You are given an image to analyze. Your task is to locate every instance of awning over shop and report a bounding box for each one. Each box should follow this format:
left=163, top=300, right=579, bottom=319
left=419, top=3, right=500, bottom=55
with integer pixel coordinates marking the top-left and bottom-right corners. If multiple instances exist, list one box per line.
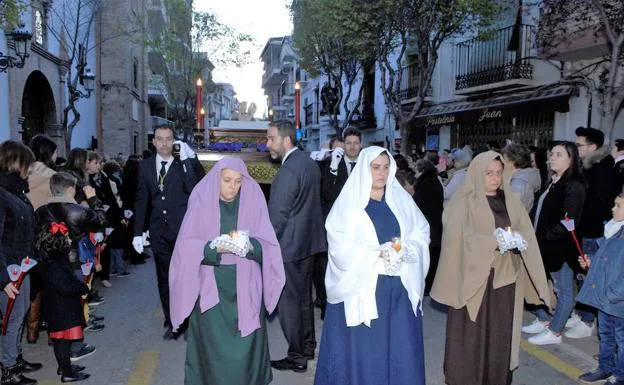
left=411, top=85, right=578, bottom=127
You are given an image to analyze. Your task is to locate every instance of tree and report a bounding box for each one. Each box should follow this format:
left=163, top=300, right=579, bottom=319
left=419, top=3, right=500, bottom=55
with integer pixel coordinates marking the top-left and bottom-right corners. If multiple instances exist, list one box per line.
left=0, top=0, right=25, bottom=27
left=536, top=0, right=624, bottom=142
left=290, top=0, right=376, bottom=138
left=369, top=0, right=499, bottom=155
left=144, top=0, right=254, bottom=142
left=45, top=0, right=106, bottom=152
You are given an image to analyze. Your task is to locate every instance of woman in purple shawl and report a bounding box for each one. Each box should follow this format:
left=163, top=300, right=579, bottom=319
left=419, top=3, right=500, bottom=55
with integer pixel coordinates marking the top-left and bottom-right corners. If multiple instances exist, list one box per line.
left=169, top=157, right=285, bottom=385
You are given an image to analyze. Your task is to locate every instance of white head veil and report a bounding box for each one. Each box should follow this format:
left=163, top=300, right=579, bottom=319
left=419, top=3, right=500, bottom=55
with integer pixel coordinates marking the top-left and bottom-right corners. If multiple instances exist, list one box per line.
left=325, top=146, right=430, bottom=327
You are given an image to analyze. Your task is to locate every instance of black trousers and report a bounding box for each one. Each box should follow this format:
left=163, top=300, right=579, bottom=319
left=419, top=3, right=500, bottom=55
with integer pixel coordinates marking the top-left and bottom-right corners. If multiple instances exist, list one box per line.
left=312, top=251, right=328, bottom=311
left=150, top=229, right=177, bottom=325
left=277, top=255, right=316, bottom=365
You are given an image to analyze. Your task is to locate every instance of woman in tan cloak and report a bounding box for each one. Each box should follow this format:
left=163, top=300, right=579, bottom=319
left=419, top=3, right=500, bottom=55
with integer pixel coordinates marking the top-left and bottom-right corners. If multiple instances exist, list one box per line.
left=431, top=151, right=551, bottom=385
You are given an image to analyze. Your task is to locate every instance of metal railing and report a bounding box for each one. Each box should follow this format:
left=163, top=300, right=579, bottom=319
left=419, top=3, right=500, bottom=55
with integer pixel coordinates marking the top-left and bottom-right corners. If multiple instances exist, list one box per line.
left=398, top=63, right=433, bottom=100
left=304, top=103, right=318, bottom=126
left=455, top=24, right=535, bottom=90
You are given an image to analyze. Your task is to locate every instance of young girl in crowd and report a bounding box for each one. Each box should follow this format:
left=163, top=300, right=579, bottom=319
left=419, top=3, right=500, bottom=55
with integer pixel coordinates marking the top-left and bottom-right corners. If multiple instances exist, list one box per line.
left=37, top=222, right=91, bottom=383
left=576, top=191, right=624, bottom=385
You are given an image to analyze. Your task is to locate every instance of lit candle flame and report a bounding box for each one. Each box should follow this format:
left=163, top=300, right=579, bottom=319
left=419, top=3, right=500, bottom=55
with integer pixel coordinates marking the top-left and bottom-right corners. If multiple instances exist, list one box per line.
left=391, top=237, right=401, bottom=252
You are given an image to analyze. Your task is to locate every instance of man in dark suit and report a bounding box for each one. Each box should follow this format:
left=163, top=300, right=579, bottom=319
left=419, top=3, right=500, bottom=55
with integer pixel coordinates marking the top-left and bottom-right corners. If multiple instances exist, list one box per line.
left=321, top=127, right=362, bottom=205
left=314, top=127, right=362, bottom=317
left=267, top=120, right=326, bottom=373
left=132, top=126, right=202, bottom=340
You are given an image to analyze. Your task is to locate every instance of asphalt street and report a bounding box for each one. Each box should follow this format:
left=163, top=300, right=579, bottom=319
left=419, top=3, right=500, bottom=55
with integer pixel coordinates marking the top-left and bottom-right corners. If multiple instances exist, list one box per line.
left=22, top=257, right=597, bottom=385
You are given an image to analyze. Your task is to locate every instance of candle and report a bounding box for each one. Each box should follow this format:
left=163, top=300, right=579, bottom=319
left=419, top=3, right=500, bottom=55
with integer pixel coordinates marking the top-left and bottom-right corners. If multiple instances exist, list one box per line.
left=24, top=257, right=30, bottom=265
left=506, top=227, right=512, bottom=234
left=391, top=237, right=401, bottom=252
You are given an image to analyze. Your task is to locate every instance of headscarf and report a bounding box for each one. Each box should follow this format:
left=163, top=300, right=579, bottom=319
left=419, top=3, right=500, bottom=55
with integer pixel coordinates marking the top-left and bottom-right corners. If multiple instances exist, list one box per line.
left=168, top=157, right=285, bottom=336
left=325, top=146, right=430, bottom=327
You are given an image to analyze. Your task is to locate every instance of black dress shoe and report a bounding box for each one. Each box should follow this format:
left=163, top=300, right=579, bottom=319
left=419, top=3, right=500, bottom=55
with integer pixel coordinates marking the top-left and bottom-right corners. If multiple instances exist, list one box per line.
left=17, top=354, right=43, bottom=373
left=57, top=365, right=86, bottom=375
left=61, top=372, right=90, bottom=382
left=270, top=358, right=307, bottom=373
left=163, top=327, right=179, bottom=340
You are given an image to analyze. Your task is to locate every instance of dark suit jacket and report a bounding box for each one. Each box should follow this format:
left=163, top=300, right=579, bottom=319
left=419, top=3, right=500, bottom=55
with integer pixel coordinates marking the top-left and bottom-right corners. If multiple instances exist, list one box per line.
left=413, top=171, right=444, bottom=248
left=269, top=149, right=327, bottom=261
left=321, top=158, right=350, bottom=217
left=133, top=157, right=201, bottom=237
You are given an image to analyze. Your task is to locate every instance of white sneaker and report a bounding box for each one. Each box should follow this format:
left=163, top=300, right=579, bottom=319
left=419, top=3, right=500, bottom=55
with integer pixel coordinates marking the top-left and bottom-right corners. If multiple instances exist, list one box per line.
left=564, top=321, right=594, bottom=339
left=522, top=318, right=549, bottom=334
left=101, top=280, right=112, bottom=288
left=528, top=329, right=562, bottom=345
left=565, top=312, right=581, bottom=329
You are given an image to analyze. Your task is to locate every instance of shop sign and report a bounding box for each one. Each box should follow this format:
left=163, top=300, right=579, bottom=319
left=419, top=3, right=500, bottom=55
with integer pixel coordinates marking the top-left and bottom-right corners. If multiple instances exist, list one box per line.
left=478, top=108, right=504, bottom=122
left=426, top=114, right=456, bottom=126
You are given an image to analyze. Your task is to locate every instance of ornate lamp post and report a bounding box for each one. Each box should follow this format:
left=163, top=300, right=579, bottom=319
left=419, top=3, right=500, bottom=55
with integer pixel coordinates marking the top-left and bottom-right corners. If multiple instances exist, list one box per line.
left=0, top=24, right=33, bottom=73
left=75, top=68, right=96, bottom=98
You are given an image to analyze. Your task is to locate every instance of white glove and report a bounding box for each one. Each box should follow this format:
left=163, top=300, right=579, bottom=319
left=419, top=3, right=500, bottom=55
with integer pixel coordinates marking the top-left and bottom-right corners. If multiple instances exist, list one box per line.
left=132, top=236, right=144, bottom=254
left=175, top=141, right=196, bottom=161
left=105, top=227, right=114, bottom=236
left=142, top=231, right=151, bottom=247
left=330, top=147, right=344, bottom=174
left=310, top=149, right=331, bottom=161
left=124, top=209, right=133, bottom=219
left=94, top=232, right=105, bottom=243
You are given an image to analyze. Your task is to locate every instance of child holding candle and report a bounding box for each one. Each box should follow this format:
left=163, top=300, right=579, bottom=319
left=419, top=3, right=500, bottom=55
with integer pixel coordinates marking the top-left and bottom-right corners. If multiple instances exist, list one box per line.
left=37, top=222, right=91, bottom=382
left=576, top=191, right=624, bottom=385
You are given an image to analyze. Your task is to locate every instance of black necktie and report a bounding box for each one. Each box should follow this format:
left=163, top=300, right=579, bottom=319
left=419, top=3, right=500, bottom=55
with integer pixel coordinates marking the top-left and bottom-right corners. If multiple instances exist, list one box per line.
left=159, top=161, right=167, bottom=179
left=350, top=162, right=356, bottom=169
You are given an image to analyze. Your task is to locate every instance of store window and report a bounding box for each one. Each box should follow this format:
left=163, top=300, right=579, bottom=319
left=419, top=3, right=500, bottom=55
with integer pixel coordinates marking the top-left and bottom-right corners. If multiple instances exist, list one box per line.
left=452, top=112, right=554, bottom=149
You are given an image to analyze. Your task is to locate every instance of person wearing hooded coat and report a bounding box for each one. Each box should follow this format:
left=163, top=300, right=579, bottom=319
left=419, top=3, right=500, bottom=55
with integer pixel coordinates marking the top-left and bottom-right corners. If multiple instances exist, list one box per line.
left=314, top=146, right=430, bottom=385
left=431, top=151, right=551, bottom=385
left=168, top=157, right=286, bottom=385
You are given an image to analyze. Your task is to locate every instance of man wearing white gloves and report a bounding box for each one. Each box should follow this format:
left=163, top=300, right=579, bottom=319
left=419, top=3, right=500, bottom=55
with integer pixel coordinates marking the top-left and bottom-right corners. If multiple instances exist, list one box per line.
left=316, top=127, right=362, bottom=318
left=132, top=126, right=202, bottom=340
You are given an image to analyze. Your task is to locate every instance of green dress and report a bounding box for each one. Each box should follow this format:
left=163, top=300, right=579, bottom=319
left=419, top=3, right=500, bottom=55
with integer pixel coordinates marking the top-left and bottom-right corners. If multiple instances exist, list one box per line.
left=184, top=195, right=271, bottom=385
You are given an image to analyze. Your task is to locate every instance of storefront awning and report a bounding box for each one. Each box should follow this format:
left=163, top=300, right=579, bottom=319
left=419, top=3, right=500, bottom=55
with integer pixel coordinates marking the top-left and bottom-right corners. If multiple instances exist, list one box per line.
left=411, top=85, right=578, bottom=127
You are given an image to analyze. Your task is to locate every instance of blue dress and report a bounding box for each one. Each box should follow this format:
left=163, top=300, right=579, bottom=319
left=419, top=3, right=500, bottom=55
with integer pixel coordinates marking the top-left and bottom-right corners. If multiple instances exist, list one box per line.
left=314, top=197, right=426, bottom=385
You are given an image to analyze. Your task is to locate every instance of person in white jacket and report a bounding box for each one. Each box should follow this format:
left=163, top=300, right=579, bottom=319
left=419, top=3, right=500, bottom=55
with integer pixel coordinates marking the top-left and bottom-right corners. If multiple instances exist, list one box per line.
left=314, top=146, right=430, bottom=385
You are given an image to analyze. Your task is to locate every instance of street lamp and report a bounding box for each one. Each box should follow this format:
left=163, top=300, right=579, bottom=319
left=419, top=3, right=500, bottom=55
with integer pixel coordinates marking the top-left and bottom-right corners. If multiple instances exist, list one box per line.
left=74, top=67, right=96, bottom=99
left=0, top=24, right=33, bottom=73
left=81, top=68, right=95, bottom=93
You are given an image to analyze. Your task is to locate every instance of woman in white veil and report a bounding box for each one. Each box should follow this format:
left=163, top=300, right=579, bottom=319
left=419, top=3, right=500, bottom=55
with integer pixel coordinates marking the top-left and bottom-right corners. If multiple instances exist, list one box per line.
left=314, top=146, right=430, bottom=385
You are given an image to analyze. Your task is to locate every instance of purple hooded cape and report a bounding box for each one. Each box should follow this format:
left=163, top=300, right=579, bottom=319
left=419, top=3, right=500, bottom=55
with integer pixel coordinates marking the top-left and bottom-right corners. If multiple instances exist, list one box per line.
left=168, top=157, right=285, bottom=336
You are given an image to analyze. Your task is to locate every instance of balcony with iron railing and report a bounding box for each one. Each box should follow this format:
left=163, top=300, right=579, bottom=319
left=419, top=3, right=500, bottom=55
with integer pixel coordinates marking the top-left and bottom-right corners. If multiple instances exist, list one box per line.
left=304, top=103, right=319, bottom=128
left=455, top=24, right=535, bottom=94
left=398, top=63, right=433, bottom=101
left=280, top=81, right=295, bottom=105
left=348, top=100, right=376, bottom=129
